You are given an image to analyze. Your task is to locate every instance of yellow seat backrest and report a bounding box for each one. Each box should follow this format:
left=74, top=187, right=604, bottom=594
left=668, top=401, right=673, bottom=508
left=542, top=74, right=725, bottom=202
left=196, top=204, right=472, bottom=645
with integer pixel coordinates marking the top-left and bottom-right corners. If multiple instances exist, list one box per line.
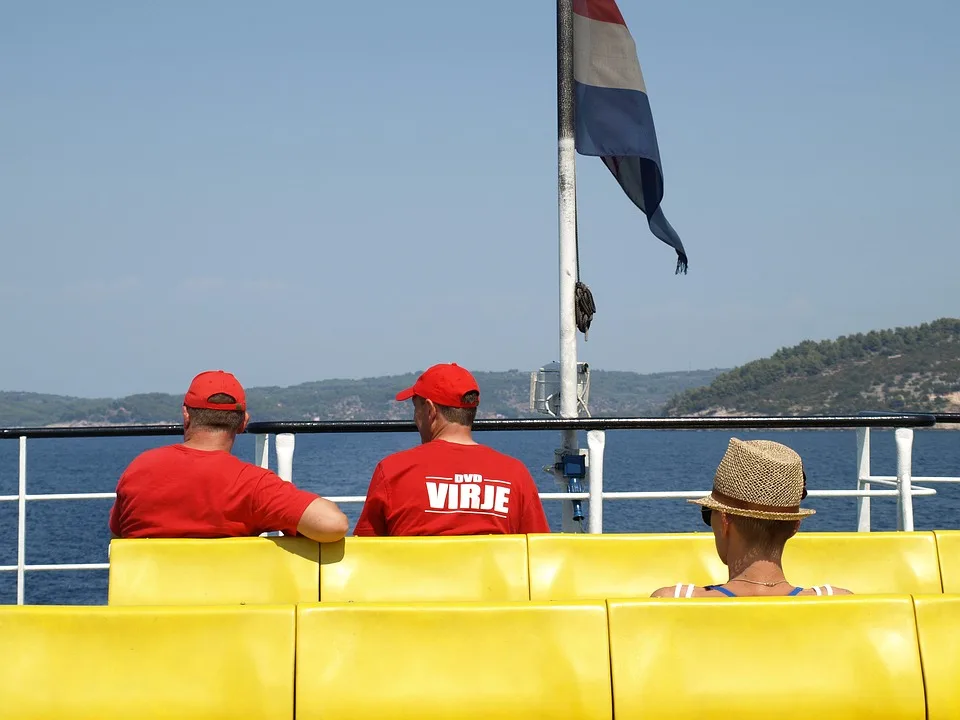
left=296, top=601, right=611, bottom=720
left=783, top=531, right=942, bottom=594
left=319, top=535, right=529, bottom=601
left=0, top=604, right=295, bottom=720
left=108, top=536, right=319, bottom=605
left=933, top=531, right=960, bottom=592
left=527, top=533, right=724, bottom=600
left=913, top=594, right=960, bottom=720
left=608, top=596, right=925, bottom=720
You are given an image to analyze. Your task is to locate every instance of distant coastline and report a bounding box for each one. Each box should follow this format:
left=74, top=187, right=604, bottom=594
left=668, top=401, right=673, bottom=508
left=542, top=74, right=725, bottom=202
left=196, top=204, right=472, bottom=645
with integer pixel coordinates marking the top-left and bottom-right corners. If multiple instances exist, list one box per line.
left=3, top=318, right=957, bottom=429
left=0, top=369, right=725, bottom=428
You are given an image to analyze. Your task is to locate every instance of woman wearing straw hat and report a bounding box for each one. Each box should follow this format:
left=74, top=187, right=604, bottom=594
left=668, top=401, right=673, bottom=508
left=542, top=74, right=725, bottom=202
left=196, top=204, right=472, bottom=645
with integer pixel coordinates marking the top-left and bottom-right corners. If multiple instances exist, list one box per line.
left=651, top=438, right=852, bottom=598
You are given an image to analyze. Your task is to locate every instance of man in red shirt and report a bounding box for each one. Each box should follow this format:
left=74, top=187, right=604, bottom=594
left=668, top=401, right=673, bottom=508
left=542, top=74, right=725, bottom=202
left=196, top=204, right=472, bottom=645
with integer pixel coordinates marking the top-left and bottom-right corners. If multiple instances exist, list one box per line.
left=109, top=370, right=348, bottom=542
left=354, top=363, right=550, bottom=536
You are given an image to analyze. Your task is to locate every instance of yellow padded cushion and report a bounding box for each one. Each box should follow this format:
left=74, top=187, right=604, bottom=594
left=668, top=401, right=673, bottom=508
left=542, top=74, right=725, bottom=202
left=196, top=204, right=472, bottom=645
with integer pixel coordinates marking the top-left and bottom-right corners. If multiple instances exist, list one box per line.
left=783, top=531, right=942, bottom=594
left=607, top=596, right=925, bottom=720
left=527, top=533, right=725, bottom=600
left=296, top=601, right=612, bottom=720
left=108, top=536, right=319, bottom=605
left=934, top=531, right=960, bottom=592
left=0, top=604, right=295, bottom=720
left=319, top=536, right=529, bottom=601
left=913, top=594, right=960, bottom=720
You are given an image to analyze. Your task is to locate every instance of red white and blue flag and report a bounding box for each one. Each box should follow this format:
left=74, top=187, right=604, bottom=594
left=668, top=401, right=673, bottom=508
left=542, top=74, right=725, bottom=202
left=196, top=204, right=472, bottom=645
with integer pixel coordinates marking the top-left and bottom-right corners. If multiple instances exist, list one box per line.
left=573, top=0, right=687, bottom=273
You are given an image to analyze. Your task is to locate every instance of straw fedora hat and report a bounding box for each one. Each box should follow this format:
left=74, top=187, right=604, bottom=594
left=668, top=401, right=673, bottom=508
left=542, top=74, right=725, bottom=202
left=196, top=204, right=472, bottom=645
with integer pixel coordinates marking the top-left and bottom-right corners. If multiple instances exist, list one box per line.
left=689, top=438, right=815, bottom=521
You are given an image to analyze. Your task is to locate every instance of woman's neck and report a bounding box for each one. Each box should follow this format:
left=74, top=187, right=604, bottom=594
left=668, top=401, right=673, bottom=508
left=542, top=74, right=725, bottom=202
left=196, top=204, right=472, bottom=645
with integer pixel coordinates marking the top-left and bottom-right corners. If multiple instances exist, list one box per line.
left=727, top=556, right=787, bottom=584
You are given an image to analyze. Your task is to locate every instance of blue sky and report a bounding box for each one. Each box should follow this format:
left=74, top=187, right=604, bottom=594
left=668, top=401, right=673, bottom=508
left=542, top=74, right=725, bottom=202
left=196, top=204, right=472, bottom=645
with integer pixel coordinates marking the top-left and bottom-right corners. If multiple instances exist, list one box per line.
left=2, top=0, right=957, bottom=397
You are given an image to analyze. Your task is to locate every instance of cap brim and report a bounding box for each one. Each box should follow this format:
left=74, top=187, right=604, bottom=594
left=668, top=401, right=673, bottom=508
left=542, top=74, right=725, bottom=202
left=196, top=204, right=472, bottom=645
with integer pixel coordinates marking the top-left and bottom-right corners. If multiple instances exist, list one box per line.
left=395, top=387, right=416, bottom=402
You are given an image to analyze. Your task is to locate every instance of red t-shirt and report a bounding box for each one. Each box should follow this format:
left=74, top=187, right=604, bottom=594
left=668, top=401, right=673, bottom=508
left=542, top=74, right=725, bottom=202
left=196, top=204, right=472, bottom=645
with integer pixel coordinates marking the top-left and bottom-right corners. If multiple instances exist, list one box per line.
left=354, top=440, right=550, bottom=536
left=109, top=444, right=319, bottom=538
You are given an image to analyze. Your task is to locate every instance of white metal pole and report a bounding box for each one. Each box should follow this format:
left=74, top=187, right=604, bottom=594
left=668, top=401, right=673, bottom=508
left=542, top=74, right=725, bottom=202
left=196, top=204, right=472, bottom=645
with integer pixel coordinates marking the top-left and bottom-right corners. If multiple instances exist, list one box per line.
left=17, top=436, right=27, bottom=605
left=556, top=0, right=579, bottom=533
left=855, top=427, right=871, bottom=532
left=586, top=430, right=605, bottom=533
left=895, top=428, right=915, bottom=531
left=254, top=433, right=270, bottom=469
left=276, top=433, right=295, bottom=483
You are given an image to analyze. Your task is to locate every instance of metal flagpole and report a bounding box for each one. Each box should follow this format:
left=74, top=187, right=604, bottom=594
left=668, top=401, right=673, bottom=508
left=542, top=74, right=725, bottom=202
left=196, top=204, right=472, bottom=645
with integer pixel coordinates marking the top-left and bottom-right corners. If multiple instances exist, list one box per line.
left=556, top=0, right=580, bottom=533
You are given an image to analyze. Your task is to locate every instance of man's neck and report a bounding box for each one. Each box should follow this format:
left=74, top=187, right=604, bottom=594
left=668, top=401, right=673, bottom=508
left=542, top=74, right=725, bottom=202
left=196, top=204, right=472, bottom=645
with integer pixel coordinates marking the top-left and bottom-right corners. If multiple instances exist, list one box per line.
left=182, top=430, right=236, bottom=453
left=431, top=424, right=477, bottom=445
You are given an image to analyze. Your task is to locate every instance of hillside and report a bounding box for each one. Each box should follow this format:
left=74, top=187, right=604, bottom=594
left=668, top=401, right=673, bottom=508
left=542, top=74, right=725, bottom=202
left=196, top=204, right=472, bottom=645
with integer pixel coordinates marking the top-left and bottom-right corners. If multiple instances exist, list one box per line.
left=0, top=369, right=724, bottom=427
left=663, top=318, right=960, bottom=416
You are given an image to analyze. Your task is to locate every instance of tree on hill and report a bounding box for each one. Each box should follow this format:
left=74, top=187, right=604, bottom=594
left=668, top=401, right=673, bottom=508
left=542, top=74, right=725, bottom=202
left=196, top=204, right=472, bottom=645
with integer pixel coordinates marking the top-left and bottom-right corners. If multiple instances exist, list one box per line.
left=662, top=318, right=960, bottom=416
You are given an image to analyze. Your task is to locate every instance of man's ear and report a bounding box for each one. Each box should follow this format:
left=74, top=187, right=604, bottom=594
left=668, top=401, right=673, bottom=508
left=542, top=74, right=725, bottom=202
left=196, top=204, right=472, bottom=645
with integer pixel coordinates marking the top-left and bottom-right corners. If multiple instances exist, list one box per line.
left=424, top=398, right=438, bottom=421
left=240, top=411, right=250, bottom=433
left=182, top=405, right=190, bottom=428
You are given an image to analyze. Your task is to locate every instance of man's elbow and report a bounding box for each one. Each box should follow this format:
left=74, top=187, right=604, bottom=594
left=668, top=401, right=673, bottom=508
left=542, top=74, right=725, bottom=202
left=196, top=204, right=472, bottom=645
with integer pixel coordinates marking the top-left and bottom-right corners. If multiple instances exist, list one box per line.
left=297, top=498, right=349, bottom=543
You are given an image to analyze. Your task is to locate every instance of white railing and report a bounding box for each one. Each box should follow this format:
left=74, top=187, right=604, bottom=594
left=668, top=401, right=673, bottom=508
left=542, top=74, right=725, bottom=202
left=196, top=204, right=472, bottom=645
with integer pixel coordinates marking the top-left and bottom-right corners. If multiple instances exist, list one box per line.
left=2, top=415, right=957, bottom=605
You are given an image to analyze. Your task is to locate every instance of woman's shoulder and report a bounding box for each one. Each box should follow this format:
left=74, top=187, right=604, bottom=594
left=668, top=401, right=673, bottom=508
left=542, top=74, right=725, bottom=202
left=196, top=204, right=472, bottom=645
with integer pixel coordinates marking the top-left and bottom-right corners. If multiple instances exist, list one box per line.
left=650, top=583, right=729, bottom=598
left=651, top=582, right=854, bottom=598
left=796, top=584, right=854, bottom=596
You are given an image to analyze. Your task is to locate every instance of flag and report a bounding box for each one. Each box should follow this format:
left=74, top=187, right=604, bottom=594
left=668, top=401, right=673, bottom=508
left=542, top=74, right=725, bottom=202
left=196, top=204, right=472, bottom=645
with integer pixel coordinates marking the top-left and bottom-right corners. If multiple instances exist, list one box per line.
left=572, top=0, right=687, bottom=273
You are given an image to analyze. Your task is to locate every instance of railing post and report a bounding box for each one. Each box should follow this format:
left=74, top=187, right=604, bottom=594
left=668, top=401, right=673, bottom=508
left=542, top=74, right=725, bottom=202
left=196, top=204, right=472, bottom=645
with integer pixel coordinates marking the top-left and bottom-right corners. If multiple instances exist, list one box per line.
left=254, top=433, right=270, bottom=469
left=895, top=428, right=915, bottom=531
left=276, top=433, right=295, bottom=483
left=17, top=436, right=27, bottom=605
left=856, top=427, right=871, bottom=532
left=586, top=430, right=605, bottom=534
left=266, top=434, right=296, bottom=538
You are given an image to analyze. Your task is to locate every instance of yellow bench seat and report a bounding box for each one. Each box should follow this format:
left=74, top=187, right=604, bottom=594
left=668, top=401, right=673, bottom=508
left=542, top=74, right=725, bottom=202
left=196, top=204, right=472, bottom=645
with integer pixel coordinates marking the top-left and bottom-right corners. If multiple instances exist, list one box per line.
left=319, top=535, right=530, bottom=601
left=913, top=594, right=960, bottom=720
left=783, top=531, right=942, bottom=594
left=0, top=604, right=296, bottom=720
left=528, top=531, right=943, bottom=600
left=296, top=600, right=612, bottom=720
left=933, top=531, right=960, bottom=593
left=108, top=536, right=319, bottom=605
left=608, top=595, right=926, bottom=719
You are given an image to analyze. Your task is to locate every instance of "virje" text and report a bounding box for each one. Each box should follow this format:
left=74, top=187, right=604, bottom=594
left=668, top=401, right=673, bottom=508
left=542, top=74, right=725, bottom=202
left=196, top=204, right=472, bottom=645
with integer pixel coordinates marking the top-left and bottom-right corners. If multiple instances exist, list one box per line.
left=425, top=474, right=510, bottom=516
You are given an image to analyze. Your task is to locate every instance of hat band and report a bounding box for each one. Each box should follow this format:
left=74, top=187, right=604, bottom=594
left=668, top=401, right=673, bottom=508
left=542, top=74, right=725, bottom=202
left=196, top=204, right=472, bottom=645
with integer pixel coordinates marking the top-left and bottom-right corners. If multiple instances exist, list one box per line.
left=711, top=489, right=801, bottom=515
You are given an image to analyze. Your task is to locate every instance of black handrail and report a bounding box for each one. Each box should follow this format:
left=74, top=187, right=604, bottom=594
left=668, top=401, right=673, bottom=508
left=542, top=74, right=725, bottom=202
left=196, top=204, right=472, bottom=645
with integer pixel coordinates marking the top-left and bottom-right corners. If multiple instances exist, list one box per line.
left=0, top=413, right=940, bottom=439
left=858, top=410, right=960, bottom=424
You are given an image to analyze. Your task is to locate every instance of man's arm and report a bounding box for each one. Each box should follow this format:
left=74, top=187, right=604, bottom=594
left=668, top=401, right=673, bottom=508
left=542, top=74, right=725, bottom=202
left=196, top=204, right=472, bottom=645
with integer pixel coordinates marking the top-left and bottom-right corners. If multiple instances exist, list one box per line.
left=354, top=464, right=389, bottom=536
left=249, top=468, right=348, bottom=542
left=296, top=497, right=349, bottom=543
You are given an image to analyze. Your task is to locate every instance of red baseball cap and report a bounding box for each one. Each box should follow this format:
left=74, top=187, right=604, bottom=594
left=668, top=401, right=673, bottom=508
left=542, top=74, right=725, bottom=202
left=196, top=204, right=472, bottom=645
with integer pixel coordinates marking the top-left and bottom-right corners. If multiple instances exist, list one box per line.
left=183, top=370, right=246, bottom=412
left=395, top=363, right=480, bottom=408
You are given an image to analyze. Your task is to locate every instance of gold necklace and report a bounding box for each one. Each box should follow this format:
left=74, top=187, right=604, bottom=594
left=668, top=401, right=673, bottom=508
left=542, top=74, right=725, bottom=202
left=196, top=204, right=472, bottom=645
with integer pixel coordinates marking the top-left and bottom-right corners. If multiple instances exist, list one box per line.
left=729, top=576, right=789, bottom=587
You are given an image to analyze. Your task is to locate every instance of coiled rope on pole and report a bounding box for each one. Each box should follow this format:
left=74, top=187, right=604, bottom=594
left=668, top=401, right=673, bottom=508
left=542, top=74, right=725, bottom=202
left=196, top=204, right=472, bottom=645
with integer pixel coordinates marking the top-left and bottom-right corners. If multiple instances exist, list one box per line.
left=574, top=220, right=596, bottom=339
left=575, top=281, right=595, bottom=339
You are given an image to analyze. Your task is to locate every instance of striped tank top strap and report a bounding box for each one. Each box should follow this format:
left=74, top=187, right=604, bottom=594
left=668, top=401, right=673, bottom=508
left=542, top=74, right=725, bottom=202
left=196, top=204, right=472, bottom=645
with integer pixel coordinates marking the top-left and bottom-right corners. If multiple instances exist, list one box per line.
left=704, top=585, right=737, bottom=597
